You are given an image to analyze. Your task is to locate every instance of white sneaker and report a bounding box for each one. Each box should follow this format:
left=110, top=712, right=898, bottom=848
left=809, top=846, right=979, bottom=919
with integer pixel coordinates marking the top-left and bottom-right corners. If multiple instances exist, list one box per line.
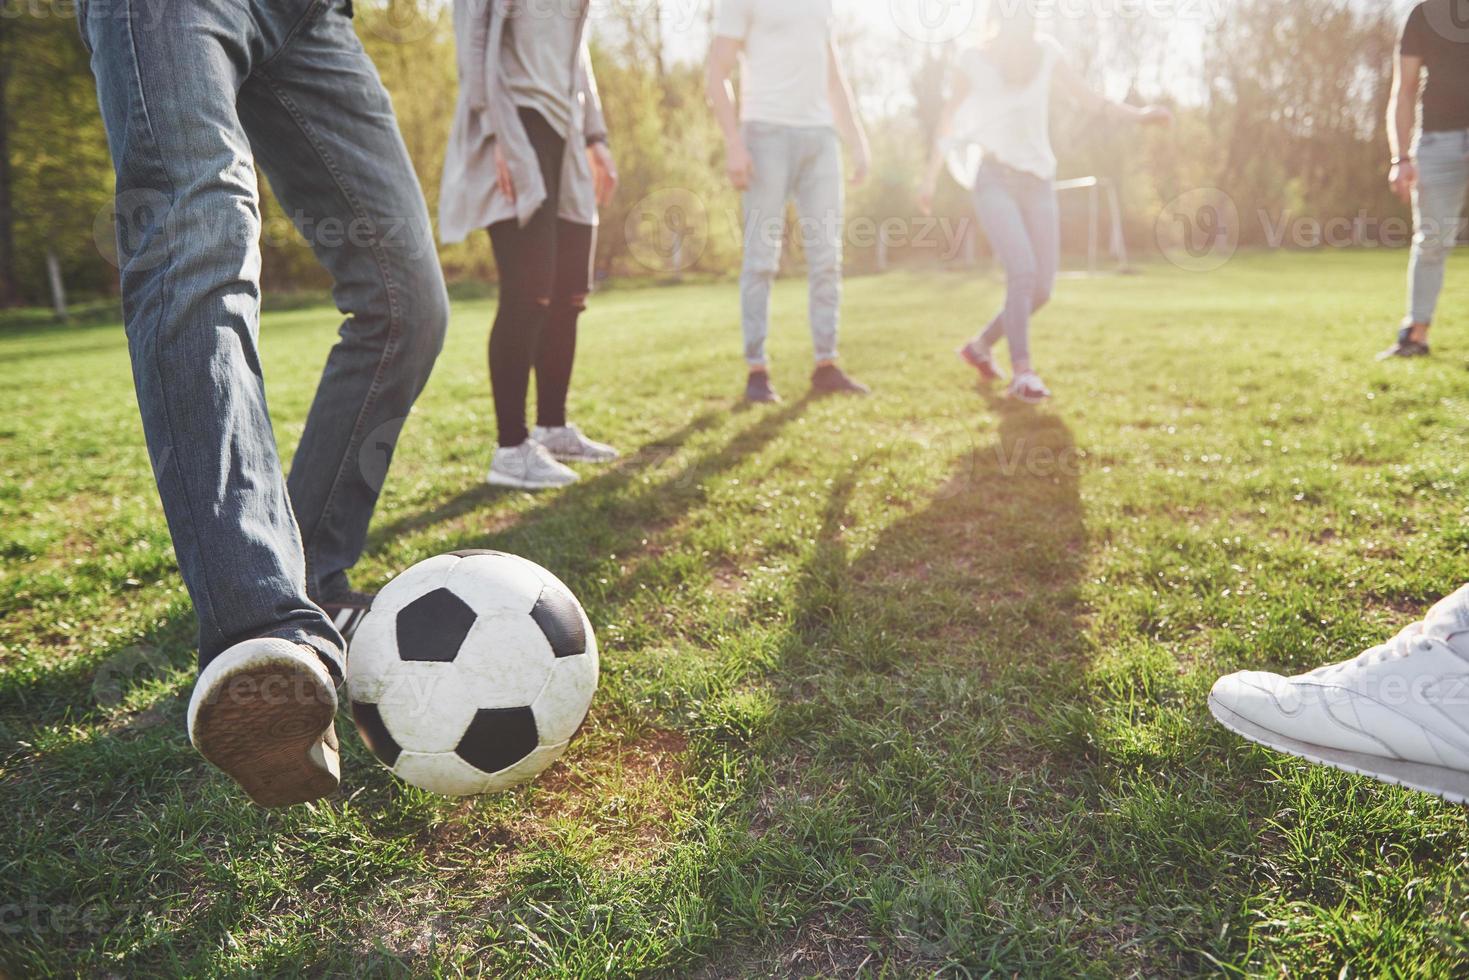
left=531, top=423, right=619, bottom=463
left=187, top=638, right=340, bottom=808
left=1209, top=585, right=1469, bottom=803
left=1008, top=371, right=1051, bottom=403
left=487, top=440, right=579, bottom=489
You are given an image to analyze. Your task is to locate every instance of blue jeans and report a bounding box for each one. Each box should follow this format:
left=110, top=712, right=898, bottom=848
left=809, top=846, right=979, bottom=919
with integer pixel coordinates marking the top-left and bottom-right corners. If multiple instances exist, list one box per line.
left=740, top=122, right=843, bottom=367
left=1408, top=129, right=1469, bottom=326
left=80, top=0, right=448, bottom=676
left=970, top=161, right=1059, bottom=368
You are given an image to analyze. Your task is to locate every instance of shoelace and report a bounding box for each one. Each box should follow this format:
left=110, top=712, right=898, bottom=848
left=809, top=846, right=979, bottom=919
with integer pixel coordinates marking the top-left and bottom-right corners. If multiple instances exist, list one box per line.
left=530, top=443, right=563, bottom=468
left=1323, top=621, right=1433, bottom=674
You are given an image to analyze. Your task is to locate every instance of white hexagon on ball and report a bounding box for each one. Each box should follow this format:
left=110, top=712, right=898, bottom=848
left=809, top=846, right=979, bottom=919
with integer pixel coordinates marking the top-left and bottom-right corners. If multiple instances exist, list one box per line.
left=346, top=550, right=599, bottom=796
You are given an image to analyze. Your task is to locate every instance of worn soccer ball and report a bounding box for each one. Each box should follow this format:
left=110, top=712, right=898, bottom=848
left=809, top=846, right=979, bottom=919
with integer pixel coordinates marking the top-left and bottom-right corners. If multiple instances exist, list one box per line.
left=346, top=550, right=597, bottom=795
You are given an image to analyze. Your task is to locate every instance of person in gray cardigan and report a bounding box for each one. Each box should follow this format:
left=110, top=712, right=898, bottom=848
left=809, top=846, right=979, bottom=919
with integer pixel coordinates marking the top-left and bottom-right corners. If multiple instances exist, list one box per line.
left=442, top=0, right=620, bottom=489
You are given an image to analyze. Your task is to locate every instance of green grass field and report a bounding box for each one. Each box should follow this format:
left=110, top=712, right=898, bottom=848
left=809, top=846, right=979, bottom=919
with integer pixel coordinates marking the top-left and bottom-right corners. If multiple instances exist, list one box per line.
left=3, top=250, right=1469, bottom=976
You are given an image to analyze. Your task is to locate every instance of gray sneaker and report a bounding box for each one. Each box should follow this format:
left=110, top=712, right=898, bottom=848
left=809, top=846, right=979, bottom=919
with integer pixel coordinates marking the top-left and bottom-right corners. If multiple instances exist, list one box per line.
left=488, top=440, right=579, bottom=490
left=532, top=424, right=619, bottom=463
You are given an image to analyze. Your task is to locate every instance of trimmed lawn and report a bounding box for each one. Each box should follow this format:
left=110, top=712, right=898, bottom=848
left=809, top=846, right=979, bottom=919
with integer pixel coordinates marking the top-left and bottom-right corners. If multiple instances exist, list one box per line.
left=2, top=250, right=1468, bottom=975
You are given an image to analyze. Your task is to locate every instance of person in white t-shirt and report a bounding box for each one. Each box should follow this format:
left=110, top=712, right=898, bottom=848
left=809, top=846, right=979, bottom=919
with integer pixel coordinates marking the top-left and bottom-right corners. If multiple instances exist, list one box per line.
left=919, top=4, right=1170, bottom=403
left=706, top=0, right=872, bottom=403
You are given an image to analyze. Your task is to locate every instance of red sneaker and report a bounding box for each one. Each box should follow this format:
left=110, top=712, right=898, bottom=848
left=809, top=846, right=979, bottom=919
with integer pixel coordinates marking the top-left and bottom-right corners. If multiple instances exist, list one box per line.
left=957, top=342, right=1005, bottom=383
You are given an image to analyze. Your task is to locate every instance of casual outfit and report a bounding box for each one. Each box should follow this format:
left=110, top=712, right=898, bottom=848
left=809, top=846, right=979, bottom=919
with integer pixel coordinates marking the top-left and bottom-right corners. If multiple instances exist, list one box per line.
left=715, top=0, right=846, bottom=371
left=79, top=0, right=448, bottom=681
left=1399, top=2, right=1469, bottom=332
left=486, top=106, right=593, bottom=450
left=442, top=0, right=612, bottom=481
left=1211, top=584, right=1469, bottom=804
left=79, top=0, right=447, bottom=804
left=946, top=37, right=1064, bottom=389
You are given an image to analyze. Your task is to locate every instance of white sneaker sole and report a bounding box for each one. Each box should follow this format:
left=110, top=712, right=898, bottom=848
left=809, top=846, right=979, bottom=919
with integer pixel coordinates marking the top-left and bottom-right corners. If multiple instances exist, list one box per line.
left=543, top=449, right=618, bottom=464
left=486, top=469, right=579, bottom=490
left=1208, top=694, right=1469, bottom=804
left=187, top=638, right=340, bottom=808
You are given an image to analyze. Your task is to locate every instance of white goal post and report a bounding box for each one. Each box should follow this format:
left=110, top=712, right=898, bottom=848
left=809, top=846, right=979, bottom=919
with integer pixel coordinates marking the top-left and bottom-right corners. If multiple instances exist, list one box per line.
left=1054, top=175, right=1130, bottom=276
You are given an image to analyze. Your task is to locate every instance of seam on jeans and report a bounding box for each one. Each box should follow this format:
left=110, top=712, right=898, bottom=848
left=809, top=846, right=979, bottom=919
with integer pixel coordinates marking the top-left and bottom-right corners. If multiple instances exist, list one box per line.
left=124, top=0, right=227, bottom=651
left=255, top=70, right=404, bottom=594
left=75, top=0, right=94, bottom=54
left=256, top=0, right=332, bottom=71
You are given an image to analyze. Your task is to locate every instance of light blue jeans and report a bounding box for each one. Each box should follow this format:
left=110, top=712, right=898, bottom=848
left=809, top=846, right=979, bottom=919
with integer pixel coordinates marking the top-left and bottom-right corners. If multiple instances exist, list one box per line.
left=1408, top=129, right=1469, bottom=325
left=80, top=0, right=448, bottom=676
left=740, top=122, right=843, bottom=367
left=970, top=161, right=1059, bottom=368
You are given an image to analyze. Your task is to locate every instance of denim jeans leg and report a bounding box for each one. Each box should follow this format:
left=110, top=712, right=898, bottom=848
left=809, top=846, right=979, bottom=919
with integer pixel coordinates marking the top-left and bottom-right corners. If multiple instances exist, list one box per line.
left=793, top=128, right=843, bottom=364
left=239, top=0, right=449, bottom=602
left=972, top=174, right=1039, bottom=367
left=82, top=0, right=344, bottom=676
left=740, top=124, right=794, bottom=368
left=1407, top=130, right=1469, bottom=326
left=1019, top=176, right=1060, bottom=323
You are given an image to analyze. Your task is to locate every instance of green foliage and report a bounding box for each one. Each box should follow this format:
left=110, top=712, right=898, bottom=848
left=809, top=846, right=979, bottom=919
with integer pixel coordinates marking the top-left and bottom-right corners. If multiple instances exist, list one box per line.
left=0, top=5, right=114, bottom=303
left=0, top=0, right=1423, bottom=306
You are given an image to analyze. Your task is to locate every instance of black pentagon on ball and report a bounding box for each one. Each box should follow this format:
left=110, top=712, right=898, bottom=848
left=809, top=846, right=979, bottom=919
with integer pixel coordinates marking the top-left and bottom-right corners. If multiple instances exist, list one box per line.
left=455, top=705, right=539, bottom=773
left=530, top=586, right=587, bottom=658
left=396, top=587, right=478, bottom=662
left=351, top=701, right=402, bottom=767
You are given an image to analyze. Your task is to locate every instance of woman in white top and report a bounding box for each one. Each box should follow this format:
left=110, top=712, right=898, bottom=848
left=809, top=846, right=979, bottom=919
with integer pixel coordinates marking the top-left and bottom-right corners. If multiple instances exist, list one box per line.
left=919, top=4, right=1170, bottom=403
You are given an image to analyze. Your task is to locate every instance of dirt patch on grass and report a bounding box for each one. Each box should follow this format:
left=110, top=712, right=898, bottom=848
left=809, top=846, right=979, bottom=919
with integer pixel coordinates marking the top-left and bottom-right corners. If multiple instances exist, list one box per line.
left=415, top=726, right=694, bottom=876
left=529, top=727, right=693, bottom=870
left=689, top=913, right=880, bottom=979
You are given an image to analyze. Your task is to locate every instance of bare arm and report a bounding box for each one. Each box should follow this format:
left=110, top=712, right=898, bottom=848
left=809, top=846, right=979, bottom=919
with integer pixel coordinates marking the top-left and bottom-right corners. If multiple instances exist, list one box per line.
left=1052, top=55, right=1172, bottom=126
left=918, top=72, right=970, bottom=213
left=1388, top=52, right=1422, bottom=203
left=579, top=46, right=618, bottom=207
left=705, top=36, right=753, bottom=190
left=827, top=38, right=870, bottom=185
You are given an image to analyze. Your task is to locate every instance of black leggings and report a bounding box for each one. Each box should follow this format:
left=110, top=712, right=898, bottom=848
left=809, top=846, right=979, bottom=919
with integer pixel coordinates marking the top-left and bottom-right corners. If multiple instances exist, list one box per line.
left=487, top=108, right=595, bottom=447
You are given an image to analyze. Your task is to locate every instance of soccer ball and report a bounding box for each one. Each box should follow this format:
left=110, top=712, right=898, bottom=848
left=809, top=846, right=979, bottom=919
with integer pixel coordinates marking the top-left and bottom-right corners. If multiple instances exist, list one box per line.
left=346, top=550, right=598, bottom=796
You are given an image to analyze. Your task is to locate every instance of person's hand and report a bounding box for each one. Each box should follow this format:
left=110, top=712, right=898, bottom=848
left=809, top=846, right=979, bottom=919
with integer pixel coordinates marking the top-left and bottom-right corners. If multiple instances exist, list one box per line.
left=726, top=140, right=755, bottom=191
left=1390, top=158, right=1418, bottom=204
left=917, top=175, right=936, bottom=217
left=588, top=141, right=619, bottom=207
left=850, top=144, right=870, bottom=187
left=1139, top=105, right=1173, bottom=127
left=494, top=140, right=516, bottom=203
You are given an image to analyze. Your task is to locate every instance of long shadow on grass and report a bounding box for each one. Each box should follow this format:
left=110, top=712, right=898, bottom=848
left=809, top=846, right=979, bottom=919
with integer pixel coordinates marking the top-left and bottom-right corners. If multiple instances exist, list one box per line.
left=0, top=399, right=815, bottom=974
left=364, top=409, right=723, bottom=552
left=396, top=397, right=815, bottom=584
left=705, top=396, right=1101, bottom=974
